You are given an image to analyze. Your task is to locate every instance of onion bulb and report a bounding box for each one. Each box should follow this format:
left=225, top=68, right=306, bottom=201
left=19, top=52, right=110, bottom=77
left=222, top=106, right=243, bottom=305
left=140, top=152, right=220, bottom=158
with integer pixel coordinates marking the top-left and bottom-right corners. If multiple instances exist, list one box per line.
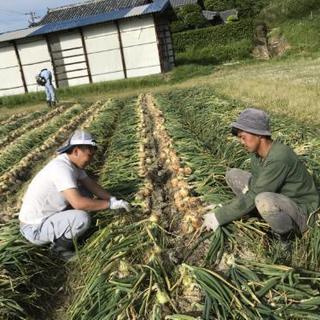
left=156, top=290, right=169, bottom=305
left=179, top=188, right=189, bottom=198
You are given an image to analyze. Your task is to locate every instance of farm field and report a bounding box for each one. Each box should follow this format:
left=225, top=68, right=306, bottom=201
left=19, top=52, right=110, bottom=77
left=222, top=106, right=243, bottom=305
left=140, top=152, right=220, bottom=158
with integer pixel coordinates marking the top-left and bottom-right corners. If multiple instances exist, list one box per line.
left=0, top=85, right=319, bottom=319
left=208, top=57, right=320, bottom=126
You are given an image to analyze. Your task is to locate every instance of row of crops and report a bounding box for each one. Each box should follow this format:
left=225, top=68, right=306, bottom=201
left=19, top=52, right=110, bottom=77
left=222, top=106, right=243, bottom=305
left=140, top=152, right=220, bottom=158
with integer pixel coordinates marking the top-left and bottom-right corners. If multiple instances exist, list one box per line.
left=0, top=87, right=319, bottom=319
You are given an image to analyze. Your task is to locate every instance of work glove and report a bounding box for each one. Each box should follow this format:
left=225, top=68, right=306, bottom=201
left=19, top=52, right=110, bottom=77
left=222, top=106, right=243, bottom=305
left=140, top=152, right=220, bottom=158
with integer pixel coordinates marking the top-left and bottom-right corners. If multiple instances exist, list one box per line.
left=109, top=196, right=131, bottom=212
left=202, top=212, right=220, bottom=232
left=202, top=203, right=222, bottom=232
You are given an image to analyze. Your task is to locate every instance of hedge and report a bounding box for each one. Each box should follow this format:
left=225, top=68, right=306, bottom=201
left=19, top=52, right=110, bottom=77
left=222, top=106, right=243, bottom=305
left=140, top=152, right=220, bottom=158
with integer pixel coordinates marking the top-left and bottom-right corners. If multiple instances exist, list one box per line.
left=173, top=18, right=254, bottom=52
left=175, top=39, right=253, bottom=65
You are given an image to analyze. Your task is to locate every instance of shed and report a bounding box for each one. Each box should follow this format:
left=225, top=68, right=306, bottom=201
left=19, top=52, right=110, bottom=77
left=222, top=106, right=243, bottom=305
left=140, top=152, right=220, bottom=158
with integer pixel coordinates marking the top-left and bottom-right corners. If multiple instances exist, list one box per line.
left=0, top=0, right=175, bottom=97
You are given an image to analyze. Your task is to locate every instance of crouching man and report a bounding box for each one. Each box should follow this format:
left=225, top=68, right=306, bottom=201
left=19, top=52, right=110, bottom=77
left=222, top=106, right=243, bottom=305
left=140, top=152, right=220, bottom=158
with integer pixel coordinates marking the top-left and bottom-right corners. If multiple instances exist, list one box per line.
left=203, top=108, right=319, bottom=245
left=19, top=129, right=130, bottom=260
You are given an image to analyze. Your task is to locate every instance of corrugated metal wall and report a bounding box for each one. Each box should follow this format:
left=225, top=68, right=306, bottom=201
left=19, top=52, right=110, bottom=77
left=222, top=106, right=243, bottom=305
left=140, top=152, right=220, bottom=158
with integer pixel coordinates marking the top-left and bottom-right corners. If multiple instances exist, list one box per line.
left=0, top=43, right=25, bottom=97
left=17, top=37, right=55, bottom=92
left=83, top=23, right=125, bottom=82
left=0, top=38, right=54, bottom=97
left=48, top=30, right=90, bottom=87
left=0, top=14, right=174, bottom=97
left=119, top=16, right=161, bottom=77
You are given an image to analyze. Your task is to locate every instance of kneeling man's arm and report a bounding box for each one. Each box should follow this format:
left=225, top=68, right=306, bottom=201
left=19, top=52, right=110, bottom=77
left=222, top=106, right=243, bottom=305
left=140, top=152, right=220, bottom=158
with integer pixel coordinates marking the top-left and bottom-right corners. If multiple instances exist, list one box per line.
left=215, top=160, right=288, bottom=225
left=63, top=188, right=109, bottom=211
left=80, top=177, right=110, bottom=200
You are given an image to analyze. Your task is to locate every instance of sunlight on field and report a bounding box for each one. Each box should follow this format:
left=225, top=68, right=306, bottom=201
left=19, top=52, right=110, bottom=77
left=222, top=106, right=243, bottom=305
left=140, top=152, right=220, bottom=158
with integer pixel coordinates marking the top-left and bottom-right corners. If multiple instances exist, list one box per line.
left=209, top=57, right=320, bottom=125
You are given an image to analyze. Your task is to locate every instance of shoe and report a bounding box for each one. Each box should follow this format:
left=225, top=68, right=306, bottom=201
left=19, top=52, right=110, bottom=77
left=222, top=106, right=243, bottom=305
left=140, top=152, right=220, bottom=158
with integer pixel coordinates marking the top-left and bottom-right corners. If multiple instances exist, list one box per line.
left=47, top=101, right=52, bottom=107
left=50, top=244, right=76, bottom=262
left=60, top=250, right=76, bottom=262
left=50, top=235, right=76, bottom=262
left=271, top=231, right=294, bottom=264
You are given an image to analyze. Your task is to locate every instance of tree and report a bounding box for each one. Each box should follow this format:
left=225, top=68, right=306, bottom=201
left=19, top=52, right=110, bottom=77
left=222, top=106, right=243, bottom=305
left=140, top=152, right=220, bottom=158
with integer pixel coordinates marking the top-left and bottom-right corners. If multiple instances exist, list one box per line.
left=173, top=4, right=209, bottom=31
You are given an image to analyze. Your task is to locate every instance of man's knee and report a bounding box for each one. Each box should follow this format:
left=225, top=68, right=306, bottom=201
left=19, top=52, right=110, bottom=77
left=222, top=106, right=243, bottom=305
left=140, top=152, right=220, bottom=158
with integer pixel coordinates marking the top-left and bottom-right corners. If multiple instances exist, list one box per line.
left=71, top=210, right=91, bottom=237
left=225, top=168, right=238, bottom=185
left=255, top=192, right=277, bottom=216
left=226, top=168, right=251, bottom=196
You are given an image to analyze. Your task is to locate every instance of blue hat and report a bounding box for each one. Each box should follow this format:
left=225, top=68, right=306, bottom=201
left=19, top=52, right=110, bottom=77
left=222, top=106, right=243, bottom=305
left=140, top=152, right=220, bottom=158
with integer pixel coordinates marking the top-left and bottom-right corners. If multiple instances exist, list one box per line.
left=231, top=108, right=271, bottom=136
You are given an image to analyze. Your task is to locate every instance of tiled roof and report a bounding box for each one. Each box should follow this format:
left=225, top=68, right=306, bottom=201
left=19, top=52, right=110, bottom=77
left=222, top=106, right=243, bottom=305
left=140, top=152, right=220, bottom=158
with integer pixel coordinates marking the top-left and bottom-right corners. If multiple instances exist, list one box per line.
left=0, top=0, right=170, bottom=43
left=35, top=0, right=151, bottom=26
left=219, top=9, right=238, bottom=22
left=169, top=0, right=198, bottom=8
left=202, top=10, right=219, bottom=20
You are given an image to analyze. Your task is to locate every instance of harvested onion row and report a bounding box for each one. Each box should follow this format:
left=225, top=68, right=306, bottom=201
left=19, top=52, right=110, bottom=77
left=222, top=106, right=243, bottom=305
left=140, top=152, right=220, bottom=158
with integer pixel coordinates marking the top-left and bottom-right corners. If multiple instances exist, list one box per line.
left=0, top=104, right=70, bottom=150
left=0, top=111, right=28, bottom=126
left=80, top=101, right=107, bottom=130
left=138, top=93, right=206, bottom=235
left=0, top=219, right=65, bottom=320
left=134, top=94, right=154, bottom=216
left=0, top=110, right=47, bottom=141
left=0, top=101, right=103, bottom=221
left=134, top=94, right=204, bottom=316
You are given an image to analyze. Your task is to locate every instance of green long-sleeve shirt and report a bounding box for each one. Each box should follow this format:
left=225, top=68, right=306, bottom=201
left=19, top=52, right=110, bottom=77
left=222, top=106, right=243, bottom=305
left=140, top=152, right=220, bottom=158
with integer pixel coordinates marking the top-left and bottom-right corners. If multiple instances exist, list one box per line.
left=215, top=141, right=320, bottom=225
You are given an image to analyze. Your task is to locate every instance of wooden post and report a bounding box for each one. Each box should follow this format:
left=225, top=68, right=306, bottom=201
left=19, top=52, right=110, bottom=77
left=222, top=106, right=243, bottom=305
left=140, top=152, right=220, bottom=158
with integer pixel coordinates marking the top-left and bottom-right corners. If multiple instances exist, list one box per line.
left=153, top=14, right=164, bottom=73
left=45, top=35, right=59, bottom=88
left=115, top=21, right=127, bottom=79
left=79, top=28, right=93, bottom=83
left=13, top=41, right=28, bottom=93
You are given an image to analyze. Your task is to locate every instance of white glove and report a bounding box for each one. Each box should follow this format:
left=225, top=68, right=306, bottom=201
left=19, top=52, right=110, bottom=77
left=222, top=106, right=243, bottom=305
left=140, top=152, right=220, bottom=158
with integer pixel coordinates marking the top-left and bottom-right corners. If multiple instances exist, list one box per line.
left=202, top=212, right=220, bottom=231
left=109, top=196, right=131, bottom=212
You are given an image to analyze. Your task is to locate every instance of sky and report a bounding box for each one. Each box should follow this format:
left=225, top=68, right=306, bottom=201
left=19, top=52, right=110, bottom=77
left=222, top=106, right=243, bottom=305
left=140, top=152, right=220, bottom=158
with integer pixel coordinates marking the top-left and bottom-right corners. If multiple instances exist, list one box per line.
left=0, top=0, right=86, bottom=33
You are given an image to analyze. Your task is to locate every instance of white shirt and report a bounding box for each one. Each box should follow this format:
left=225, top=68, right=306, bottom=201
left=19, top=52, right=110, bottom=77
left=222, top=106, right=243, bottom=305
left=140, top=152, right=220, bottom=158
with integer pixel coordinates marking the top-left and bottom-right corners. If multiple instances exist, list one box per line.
left=19, top=153, right=87, bottom=225
left=39, top=69, right=51, bottom=81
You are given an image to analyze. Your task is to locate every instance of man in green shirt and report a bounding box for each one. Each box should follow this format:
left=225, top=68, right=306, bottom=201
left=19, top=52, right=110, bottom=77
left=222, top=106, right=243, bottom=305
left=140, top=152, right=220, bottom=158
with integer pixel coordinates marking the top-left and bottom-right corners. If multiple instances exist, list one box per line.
left=203, top=108, right=319, bottom=240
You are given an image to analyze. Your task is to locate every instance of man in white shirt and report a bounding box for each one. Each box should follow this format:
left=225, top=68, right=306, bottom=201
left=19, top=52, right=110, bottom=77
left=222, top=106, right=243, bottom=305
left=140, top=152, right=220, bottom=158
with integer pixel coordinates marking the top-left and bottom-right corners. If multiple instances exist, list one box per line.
left=19, top=129, right=130, bottom=259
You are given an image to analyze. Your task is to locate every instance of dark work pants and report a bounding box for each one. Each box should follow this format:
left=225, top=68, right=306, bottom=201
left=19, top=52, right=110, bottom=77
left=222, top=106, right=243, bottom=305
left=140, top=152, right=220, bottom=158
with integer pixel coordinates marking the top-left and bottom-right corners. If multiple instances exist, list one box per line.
left=225, top=168, right=307, bottom=235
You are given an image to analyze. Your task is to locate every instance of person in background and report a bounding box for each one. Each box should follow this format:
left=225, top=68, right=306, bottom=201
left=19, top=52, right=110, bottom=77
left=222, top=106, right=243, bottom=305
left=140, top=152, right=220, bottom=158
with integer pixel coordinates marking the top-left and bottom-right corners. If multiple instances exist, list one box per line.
left=36, top=68, right=56, bottom=107
left=19, top=129, right=130, bottom=260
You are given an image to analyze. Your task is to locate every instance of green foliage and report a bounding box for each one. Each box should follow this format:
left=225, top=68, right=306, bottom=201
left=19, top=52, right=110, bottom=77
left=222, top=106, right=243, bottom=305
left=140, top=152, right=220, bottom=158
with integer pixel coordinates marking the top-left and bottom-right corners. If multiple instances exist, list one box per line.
left=173, top=19, right=254, bottom=53
left=169, top=64, right=213, bottom=82
left=172, top=4, right=209, bottom=33
left=0, top=75, right=163, bottom=109
left=0, top=220, right=66, bottom=319
left=204, top=0, right=234, bottom=12
left=234, top=0, right=270, bottom=18
left=259, top=0, right=320, bottom=24
left=226, top=14, right=238, bottom=23
left=204, top=0, right=269, bottom=18
left=172, top=18, right=253, bottom=65
left=280, top=12, right=320, bottom=56
left=176, top=39, right=252, bottom=65
left=0, top=104, right=83, bottom=175
left=170, top=19, right=187, bottom=33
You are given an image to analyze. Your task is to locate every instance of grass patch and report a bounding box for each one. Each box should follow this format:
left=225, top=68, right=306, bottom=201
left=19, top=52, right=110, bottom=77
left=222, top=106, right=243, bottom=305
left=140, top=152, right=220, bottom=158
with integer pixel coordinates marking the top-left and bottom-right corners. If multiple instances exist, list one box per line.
left=0, top=66, right=215, bottom=110
left=279, top=11, right=320, bottom=57
left=208, top=57, right=320, bottom=126
left=258, top=0, right=320, bottom=24
left=168, top=64, right=214, bottom=82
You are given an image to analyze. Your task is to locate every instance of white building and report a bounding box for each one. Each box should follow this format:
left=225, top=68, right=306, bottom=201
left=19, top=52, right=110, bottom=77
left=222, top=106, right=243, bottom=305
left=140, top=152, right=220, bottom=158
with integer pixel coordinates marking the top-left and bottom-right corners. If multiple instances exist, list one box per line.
left=0, top=0, right=175, bottom=97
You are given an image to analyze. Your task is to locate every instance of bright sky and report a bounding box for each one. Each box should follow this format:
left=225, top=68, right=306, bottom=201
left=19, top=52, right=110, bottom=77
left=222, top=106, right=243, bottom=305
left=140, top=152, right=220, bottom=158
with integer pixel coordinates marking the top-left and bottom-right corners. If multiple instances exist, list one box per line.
left=0, top=0, right=85, bottom=33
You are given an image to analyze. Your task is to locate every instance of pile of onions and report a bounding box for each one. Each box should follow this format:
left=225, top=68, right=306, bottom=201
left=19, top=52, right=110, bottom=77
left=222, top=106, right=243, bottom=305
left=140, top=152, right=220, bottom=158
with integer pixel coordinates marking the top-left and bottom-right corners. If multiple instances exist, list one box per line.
left=143, top=94, right=205, bottom=234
